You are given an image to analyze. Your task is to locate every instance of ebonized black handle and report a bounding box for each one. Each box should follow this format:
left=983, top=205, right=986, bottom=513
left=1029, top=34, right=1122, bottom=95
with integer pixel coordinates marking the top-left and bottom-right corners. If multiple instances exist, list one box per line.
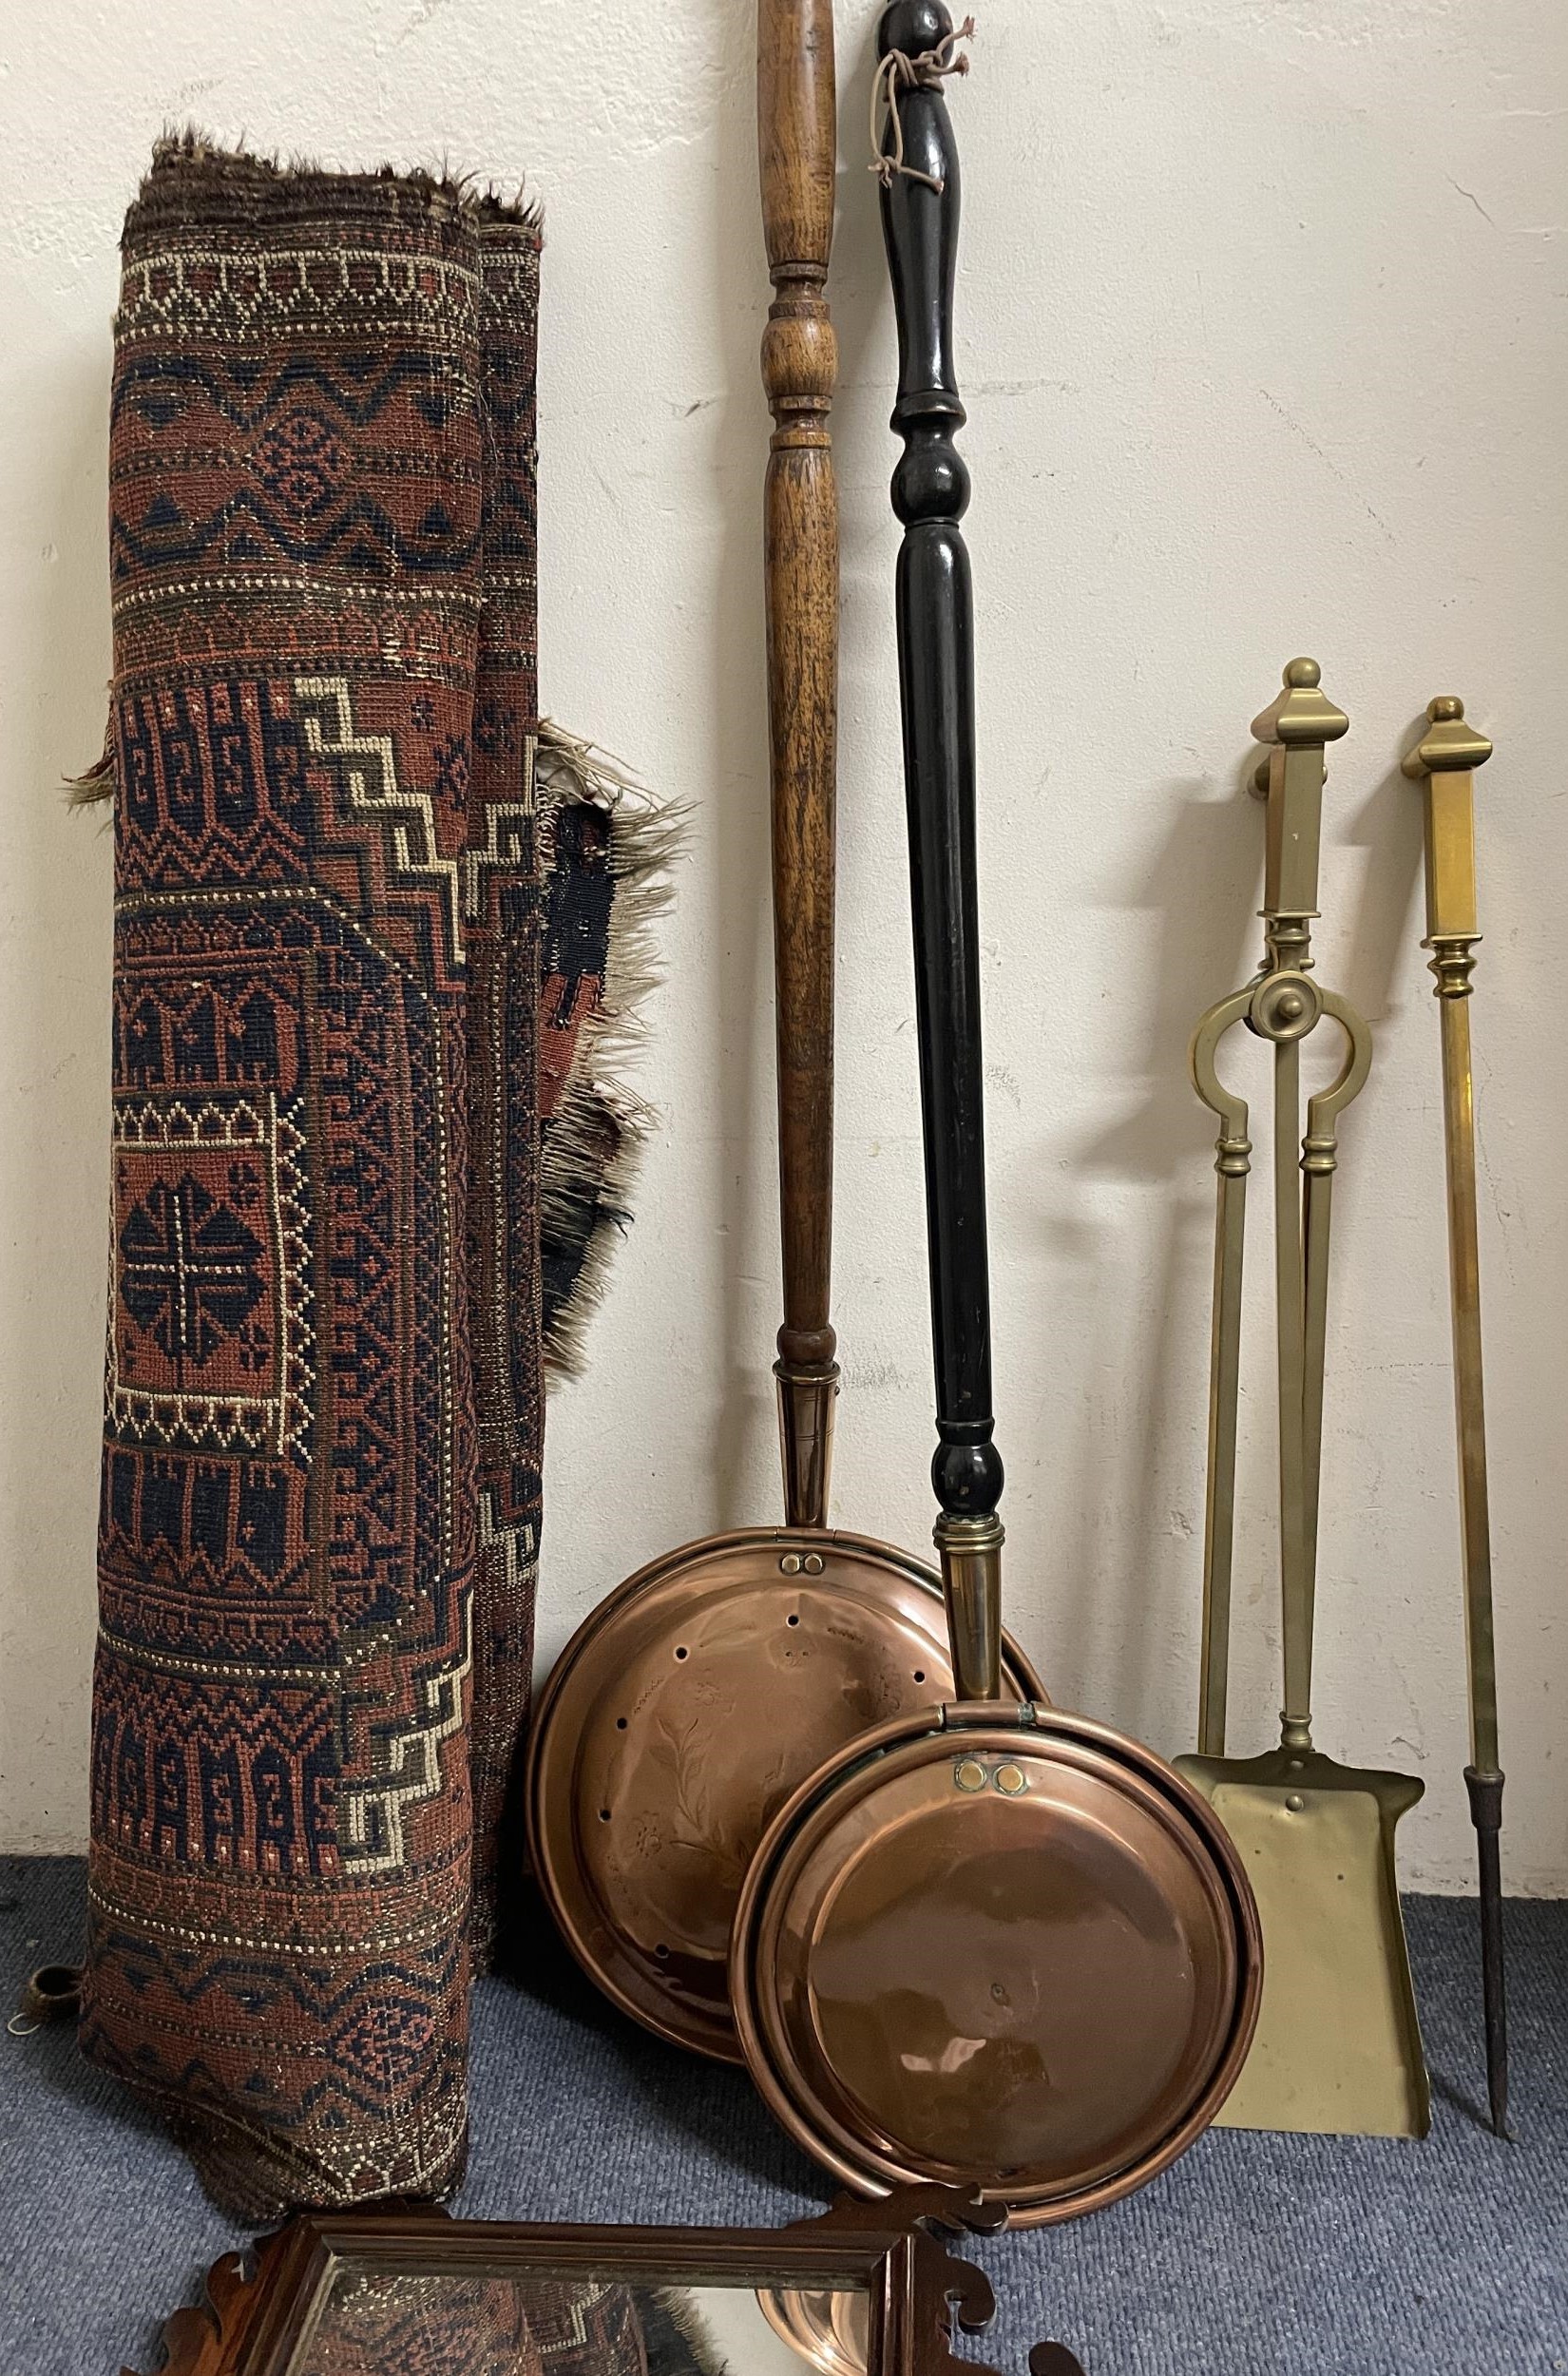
left=877, top=0, right=1002, bottom=1528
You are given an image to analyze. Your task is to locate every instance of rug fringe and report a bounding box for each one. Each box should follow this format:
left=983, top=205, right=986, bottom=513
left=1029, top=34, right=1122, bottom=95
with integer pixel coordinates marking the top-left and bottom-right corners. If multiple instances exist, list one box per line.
left=651, top=2288, right=734, bottom=2376
left=536, top=719, right=685, bottom=1381
left=67, top=706, right=679, bottom=1379
left=138, top=126, right=544, bottom=238
left=67, top=719, right=115, bottom=808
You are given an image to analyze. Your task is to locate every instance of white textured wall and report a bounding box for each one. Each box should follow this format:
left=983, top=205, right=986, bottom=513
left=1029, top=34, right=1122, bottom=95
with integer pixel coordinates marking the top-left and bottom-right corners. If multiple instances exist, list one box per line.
left=1, top=0, right=1563, bottom=1890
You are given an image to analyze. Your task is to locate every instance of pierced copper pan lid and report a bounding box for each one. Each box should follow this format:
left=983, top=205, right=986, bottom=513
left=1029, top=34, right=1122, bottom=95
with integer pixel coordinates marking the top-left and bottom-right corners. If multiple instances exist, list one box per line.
left=730, top=1703, right=1261, bottom=2223
left=524, top=1530, right=1045, bottom=2062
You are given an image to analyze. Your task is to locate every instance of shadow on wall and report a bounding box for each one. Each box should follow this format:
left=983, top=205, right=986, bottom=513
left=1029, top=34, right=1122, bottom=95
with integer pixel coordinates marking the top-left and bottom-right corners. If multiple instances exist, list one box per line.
left=1017, top=730, right=1429, bottom=1751
left=1340, top=724, right=1430, bottom=1034
left=0, top=346, right=114, bottom=1849
left=1030, top=760, right=1267, bottom=1740
left=699, top=0, right=774, bottom=1532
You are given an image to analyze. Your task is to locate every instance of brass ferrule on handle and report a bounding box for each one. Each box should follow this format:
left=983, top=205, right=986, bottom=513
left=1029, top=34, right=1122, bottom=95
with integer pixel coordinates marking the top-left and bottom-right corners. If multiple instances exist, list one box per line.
left=934, top=1510, right=1004, bottom=1701
left=774, top=1360, right=840, bottom=1530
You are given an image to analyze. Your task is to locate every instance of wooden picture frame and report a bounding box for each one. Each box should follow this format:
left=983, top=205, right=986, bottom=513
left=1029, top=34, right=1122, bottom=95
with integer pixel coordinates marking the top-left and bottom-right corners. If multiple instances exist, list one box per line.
left=127, top=2186, right=1086, bottom=2376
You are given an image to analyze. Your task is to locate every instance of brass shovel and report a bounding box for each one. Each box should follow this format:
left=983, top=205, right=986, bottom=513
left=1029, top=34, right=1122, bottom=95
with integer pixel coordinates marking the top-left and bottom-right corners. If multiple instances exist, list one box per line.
left=1176, top=661, right=1430, bottom=2137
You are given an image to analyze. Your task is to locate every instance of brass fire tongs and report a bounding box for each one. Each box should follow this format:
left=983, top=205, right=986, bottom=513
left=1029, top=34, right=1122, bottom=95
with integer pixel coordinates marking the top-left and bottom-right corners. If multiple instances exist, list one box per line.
left=1179, top=661, right=1429, bottom=2137
left=1190, top=661, right=1370, bottom=1765
left=1403, top=697, right=1509, bottom=2138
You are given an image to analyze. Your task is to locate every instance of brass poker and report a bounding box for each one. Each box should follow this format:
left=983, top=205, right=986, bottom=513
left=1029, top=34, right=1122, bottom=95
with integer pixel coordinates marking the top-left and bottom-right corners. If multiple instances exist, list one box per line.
left=1402, top=695, right=1509, bottom=2138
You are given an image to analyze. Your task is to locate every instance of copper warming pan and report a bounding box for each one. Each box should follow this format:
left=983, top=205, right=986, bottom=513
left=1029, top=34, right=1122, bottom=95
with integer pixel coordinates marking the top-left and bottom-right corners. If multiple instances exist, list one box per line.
left=523, top=0, right=1040, bottom=2063
left=727, top=1, right=1262, bottom=2224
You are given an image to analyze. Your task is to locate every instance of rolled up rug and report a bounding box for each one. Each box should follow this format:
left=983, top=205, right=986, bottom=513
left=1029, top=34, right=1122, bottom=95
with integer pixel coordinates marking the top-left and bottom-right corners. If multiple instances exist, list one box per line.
left=78, top=136, right=674, bottom=2216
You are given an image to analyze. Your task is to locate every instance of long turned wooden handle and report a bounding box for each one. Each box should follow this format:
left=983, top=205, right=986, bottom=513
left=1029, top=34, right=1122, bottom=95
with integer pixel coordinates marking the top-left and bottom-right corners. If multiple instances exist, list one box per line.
left=877, top=1, right=1003, bottom=1695
left=759, top=0, right=841, bottom=1526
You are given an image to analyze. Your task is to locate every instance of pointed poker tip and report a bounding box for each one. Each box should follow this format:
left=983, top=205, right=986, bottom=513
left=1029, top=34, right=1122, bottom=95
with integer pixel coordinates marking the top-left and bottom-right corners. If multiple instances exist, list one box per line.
left=1464, top=1769, right=1510, bottom=2141
left=1479, top=1945, right=1509, bottom=2141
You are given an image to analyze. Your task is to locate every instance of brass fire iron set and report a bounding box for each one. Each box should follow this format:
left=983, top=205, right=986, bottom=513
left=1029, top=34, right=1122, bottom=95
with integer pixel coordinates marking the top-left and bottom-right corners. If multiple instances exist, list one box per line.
left=523, top=0, right=1512, bottom=2263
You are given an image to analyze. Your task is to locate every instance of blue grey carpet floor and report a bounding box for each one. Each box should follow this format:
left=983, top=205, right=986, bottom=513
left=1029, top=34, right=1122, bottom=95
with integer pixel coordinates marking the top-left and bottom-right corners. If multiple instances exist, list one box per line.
left=2, top=1856, right=1563, bottom=2376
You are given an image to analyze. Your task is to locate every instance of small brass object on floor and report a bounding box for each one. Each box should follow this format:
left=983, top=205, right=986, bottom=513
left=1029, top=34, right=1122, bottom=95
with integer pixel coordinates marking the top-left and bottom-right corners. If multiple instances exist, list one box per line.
left=1177, top=660, right=1430, bottom=2139
left=1403, top=696, right=1510, bottom=2138
left=8, top=1964, right=81, bottom=2037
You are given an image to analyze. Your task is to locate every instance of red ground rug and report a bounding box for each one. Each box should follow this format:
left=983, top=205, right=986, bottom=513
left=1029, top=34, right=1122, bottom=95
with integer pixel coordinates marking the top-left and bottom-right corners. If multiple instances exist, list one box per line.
left=77, top=138, right=673, bottom=2217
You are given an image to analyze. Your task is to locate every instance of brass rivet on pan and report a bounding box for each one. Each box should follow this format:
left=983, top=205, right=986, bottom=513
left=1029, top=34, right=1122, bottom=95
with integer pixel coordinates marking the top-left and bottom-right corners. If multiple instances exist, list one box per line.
left=1286, top=1793, right=1306, bottom=1812
left=780, top=1555, right=802, bottom=1575
left=994, top=1763, right=1026, bottom=1795
left=954, top=1758, right=986, bottom=1792
left=803, top=1552, right=825, bottom=1575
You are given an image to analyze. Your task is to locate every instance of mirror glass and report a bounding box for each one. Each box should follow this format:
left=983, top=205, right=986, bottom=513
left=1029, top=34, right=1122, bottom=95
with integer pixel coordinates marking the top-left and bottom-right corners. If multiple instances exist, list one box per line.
left=288, top=2265, right=867, bottom=2376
